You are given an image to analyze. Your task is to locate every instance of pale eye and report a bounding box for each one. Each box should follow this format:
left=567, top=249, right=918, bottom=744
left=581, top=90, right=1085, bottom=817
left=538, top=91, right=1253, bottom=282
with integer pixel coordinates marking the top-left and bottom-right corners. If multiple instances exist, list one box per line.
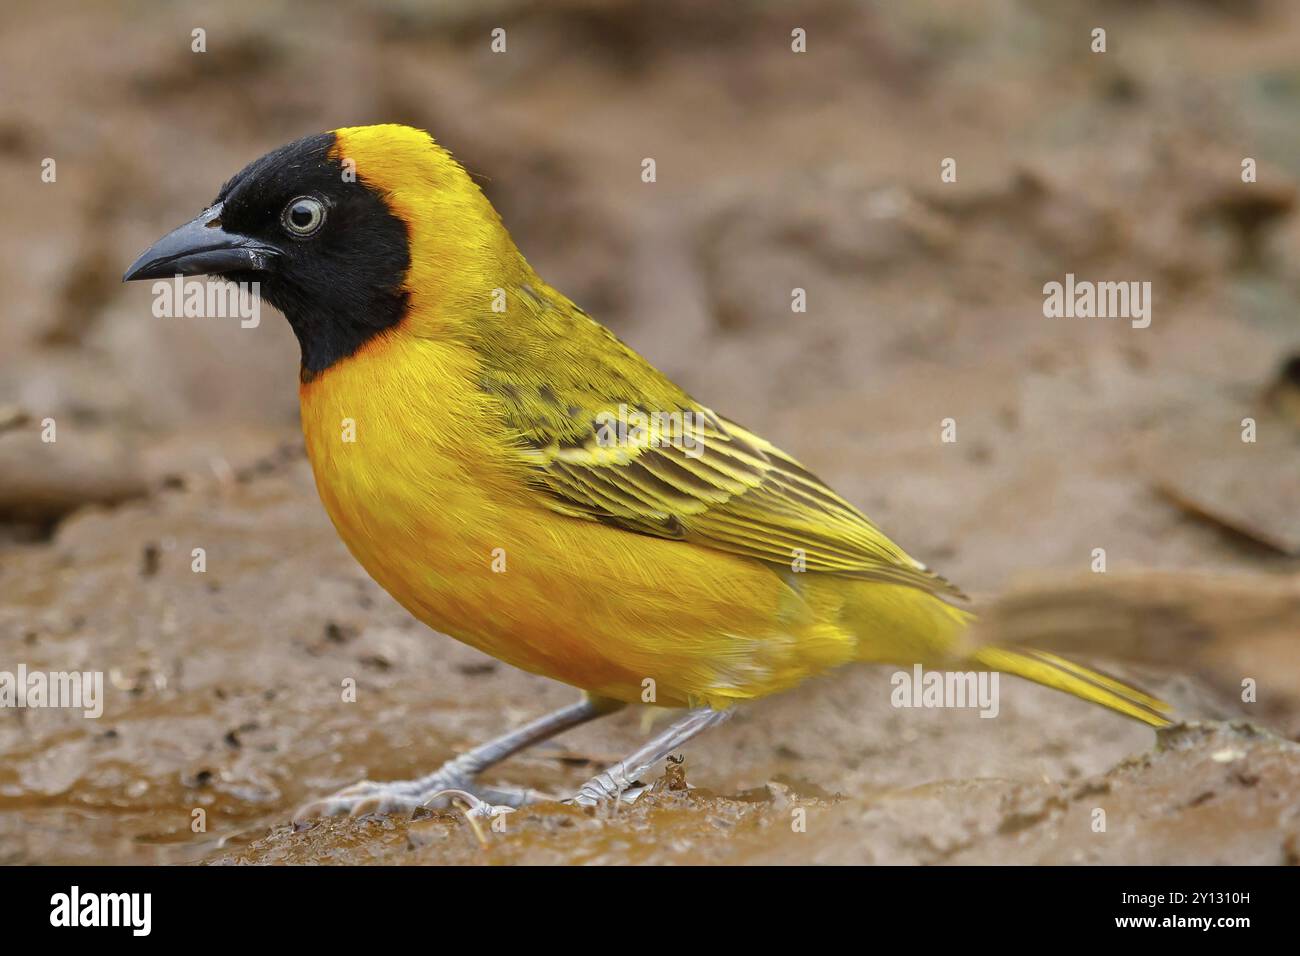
left=282, top=196, right=326, bottom=237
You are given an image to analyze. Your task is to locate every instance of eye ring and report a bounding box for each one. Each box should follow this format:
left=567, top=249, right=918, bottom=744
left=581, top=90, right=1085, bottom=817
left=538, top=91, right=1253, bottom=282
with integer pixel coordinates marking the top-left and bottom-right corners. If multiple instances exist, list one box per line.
left=281, top=196, right=326, bottom=237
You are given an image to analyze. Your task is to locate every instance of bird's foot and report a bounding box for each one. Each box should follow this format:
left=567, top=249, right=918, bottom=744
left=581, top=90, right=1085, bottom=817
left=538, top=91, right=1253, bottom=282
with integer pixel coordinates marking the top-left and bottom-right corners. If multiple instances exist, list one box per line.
left=566, top=766, right=650, bottom=808
left=294, top=765, right=542, bottom=822
left=565, top=707, right=732, bottom=807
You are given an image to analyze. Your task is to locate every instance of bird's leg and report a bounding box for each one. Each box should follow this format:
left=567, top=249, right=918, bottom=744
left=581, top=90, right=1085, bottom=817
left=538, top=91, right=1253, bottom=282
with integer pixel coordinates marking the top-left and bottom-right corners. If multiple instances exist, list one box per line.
left=295, top=696, right=623, bottom=821
left=569, top=706, right=733, bottom=807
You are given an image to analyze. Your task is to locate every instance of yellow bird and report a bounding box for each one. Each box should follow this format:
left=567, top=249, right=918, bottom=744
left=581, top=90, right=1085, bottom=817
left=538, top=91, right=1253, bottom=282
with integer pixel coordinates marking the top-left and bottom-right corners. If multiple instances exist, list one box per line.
left=124, top=124, right=1170, bottom=818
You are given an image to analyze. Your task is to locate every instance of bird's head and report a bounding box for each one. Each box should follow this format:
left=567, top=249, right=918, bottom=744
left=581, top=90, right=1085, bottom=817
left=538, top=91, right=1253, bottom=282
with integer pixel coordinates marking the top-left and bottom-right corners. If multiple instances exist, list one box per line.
left=123, top=124, right=521, bottom=378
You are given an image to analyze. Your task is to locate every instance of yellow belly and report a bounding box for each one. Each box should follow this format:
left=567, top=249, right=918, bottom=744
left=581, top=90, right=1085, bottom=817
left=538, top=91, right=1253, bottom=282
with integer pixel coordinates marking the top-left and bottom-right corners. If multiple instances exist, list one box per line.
left=296, top=331, right=864, bottom=708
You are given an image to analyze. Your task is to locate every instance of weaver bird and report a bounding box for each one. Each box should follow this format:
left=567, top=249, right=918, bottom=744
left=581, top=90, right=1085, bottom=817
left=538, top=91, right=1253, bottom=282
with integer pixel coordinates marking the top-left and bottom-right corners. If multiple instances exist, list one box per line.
left=124, top=124, right=1171, bottom=819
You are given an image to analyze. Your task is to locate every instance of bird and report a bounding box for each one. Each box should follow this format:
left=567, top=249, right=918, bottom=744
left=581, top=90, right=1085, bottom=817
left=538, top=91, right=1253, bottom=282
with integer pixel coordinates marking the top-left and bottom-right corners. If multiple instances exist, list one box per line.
left=123, top=123, right=1171, bottom=820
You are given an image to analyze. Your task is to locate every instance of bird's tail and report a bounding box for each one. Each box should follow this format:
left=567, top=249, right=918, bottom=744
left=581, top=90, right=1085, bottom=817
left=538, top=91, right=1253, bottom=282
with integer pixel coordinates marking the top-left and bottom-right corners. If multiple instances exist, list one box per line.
left=970, top=645, right=1173, bottom=727
left=842, top=582, right=1172, bottom=726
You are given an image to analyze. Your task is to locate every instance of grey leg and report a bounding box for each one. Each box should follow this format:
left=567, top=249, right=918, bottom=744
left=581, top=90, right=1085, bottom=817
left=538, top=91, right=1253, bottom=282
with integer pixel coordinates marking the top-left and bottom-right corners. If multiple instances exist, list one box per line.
left=569, top=706, right=733, bottom=807
left=295, top=696, right=623, bottom=821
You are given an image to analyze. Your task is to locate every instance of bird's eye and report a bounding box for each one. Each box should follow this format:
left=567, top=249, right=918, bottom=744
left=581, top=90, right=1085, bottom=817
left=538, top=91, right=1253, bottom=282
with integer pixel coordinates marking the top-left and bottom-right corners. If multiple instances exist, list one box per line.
left=281, top=196, right=326, bottom=237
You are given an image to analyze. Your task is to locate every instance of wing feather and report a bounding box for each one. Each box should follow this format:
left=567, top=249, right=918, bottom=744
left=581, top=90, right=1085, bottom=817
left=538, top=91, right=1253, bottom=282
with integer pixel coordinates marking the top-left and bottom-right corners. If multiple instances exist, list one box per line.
left=479, top=291, right=964, bottom=601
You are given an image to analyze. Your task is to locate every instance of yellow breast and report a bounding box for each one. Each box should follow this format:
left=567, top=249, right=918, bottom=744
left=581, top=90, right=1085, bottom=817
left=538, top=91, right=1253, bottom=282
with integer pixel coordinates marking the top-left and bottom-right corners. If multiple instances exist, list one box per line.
left=297, top=330, right=857, bottom=708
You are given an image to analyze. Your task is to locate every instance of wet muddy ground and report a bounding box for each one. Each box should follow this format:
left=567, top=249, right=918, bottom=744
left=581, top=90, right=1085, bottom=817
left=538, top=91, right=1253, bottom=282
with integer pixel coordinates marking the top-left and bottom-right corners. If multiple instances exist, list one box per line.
left=1, top=0, right=1299, bottom=864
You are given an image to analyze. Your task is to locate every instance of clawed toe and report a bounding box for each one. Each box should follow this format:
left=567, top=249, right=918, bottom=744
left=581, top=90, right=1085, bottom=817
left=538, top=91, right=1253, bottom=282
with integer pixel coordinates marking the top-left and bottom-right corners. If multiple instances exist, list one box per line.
left=428, top=788, right=515, bottom=820
left=294, top=785, right=424, bottom=823
left=567, top=778, right=649, bottom=808
left=294, top=775, right=535, bottom=823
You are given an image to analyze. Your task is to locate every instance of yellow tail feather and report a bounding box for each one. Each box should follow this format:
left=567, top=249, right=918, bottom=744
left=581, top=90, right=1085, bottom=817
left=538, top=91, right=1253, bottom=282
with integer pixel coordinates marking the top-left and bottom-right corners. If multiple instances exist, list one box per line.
left=972, top=645, right=1173, bottom=727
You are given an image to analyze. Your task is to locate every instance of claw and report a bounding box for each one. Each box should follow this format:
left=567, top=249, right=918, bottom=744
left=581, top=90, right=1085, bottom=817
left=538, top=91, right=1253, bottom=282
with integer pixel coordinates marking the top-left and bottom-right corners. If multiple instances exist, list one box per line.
left=293, top=787, right=422, bottom=823
left=294, top=774, right=535, bottom=823
left=567, top=779, right=649, bottom=808
left=429, top=788, right=516, bottom=820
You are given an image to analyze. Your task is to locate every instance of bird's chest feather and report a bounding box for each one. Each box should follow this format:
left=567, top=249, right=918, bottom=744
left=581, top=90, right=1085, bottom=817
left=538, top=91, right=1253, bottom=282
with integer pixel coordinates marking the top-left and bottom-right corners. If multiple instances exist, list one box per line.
left=296, top=334, right=526, bottom=631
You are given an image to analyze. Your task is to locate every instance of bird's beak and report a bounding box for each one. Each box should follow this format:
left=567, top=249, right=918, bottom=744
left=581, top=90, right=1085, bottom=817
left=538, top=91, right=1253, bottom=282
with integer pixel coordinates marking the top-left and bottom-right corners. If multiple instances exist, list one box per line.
left=122, top=203, right=282, bottom=282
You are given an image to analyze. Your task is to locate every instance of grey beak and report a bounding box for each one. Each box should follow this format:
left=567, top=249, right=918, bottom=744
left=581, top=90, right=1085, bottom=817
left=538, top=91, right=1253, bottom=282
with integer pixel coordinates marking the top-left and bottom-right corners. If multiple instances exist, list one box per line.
left=122, top=203, right=282, bottom=282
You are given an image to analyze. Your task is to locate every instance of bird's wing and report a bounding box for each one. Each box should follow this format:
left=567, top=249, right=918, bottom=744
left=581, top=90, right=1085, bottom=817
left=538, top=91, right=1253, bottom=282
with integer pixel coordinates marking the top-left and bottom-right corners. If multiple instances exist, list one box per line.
left=478, top=294, right=964, bottom=600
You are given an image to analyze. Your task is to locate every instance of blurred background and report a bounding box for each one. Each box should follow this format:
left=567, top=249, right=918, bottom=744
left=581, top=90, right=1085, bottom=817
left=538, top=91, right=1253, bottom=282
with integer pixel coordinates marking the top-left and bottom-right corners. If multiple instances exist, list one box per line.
left=0, top=0, right=1297, bottom=864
